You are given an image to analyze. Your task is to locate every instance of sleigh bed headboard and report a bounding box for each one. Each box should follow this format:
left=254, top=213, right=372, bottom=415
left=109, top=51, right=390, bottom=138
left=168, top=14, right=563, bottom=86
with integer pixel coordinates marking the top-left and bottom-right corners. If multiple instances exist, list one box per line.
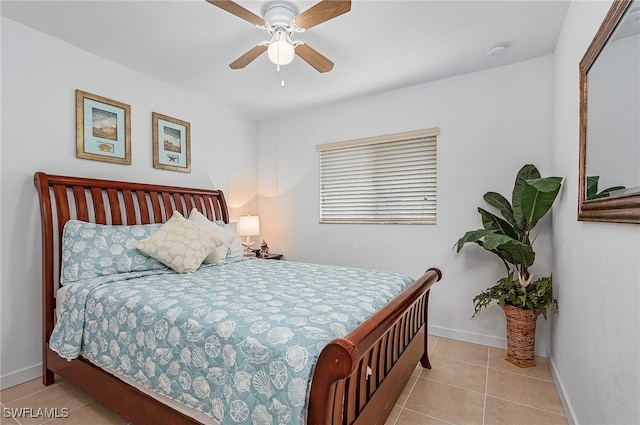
left=33, top=172, right=229, bottom=382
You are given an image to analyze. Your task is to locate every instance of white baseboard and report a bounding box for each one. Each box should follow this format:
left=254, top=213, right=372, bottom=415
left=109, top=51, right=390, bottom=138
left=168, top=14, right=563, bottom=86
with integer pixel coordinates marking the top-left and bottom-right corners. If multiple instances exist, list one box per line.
left=0, top=363, right=42, bottom=391
left=427, top=324, right=548, bottom=357
left=548, top=355, right=577, bottom=425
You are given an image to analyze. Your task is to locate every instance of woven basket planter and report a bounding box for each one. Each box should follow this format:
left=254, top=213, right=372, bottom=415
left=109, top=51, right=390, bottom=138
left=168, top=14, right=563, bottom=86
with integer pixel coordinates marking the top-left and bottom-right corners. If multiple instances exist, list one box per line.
left=502, top=305, right=540, bottom=368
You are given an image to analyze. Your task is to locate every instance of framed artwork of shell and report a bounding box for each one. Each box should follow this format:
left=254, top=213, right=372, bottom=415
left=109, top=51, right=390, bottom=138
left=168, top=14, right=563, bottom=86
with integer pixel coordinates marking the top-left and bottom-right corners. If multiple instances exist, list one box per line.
left=75, top=89, right=131, bottom=165
left=152, top=112, right=191, bottom=173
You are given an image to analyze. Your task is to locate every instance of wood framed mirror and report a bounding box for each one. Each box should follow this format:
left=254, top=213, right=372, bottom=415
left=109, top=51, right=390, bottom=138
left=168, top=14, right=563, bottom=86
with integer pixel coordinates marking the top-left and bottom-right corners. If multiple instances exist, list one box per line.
left=578, top=0, right=640, bottom=223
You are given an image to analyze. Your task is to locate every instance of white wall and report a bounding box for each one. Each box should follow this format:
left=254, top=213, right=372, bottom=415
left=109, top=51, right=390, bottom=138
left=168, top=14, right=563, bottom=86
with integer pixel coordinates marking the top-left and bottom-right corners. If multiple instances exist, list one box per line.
left=0, top=18, right=259, bottom=389
left=551, top=2, right=640, bottom=424
left=257, top=55, right=556, bottom=353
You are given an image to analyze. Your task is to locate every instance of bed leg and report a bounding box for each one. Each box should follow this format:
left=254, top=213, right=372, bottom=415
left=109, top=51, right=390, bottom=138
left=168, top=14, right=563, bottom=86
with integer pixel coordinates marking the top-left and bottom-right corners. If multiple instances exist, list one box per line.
left=43, top=368, right=54, bottom=385
left=420, top=287, right=433, bottom=369
left=420, top=352, right=431, bottom=369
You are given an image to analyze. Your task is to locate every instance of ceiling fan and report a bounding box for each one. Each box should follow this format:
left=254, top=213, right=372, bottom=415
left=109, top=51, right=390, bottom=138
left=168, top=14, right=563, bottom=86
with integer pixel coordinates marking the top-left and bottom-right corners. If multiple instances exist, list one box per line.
left=206, top=0, right=351, bottom=73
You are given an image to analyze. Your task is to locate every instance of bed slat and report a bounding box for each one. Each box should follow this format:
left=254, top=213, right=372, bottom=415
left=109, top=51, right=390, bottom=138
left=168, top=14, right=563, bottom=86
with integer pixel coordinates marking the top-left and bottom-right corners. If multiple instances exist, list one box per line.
left=162, top=192, right=173, bottom=220
left=90, top=187, right=106, bottom=224
left=184, top=194, right=194, bottom=214
left=149, top=191, right=162, bottom=222
left=107, top=188, right=122, bottom=224
left=359, top=359, right=369, bottom=411
left=212, top=196, right=221, bottom=220
left=136, top=191, right=151, bottom=224
left=53, top=185, right=70, bottom=232
left=172, top=193, right=183, bottom=216
left=122, top=189, right=136, bottom=224
left=368, top=345, right=379, bottom=398
left=72, top=186, right=89, bottom=222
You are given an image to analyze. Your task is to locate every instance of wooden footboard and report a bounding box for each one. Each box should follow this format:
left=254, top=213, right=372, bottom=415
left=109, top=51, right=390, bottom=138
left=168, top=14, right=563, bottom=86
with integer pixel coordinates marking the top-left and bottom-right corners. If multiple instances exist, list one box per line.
left=34, top=172, right=442, bottom=425
left=309, top=268, right=442, bottom=425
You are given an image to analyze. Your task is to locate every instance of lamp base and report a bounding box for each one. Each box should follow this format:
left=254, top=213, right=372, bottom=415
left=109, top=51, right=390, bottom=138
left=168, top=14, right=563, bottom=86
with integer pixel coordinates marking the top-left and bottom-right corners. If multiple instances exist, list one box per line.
left=242, top=236, right=255, bottom=256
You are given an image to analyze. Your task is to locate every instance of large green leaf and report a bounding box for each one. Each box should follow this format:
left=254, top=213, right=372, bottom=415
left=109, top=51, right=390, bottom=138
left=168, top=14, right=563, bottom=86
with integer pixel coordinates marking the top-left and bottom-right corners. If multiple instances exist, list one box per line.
left=483, top=233, right=535, bottom=267
left=520, top=176, right=562, bottom=230
left=586, top=176, right=599, bottom=200
left=478, top=207, right=519, bottom=240
left=483, top=192, right=516, bottom=228
left=455, top=229, right=495, bottom=252
left=512, top=165, right=540, bottom=230
left=595, top=186, right=626, bottom=199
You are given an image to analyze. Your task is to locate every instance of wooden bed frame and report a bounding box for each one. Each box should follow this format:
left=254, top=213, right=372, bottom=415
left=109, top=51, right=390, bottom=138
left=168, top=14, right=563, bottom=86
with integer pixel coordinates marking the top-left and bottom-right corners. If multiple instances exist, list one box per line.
left=34, top=172, right=442, bottom=425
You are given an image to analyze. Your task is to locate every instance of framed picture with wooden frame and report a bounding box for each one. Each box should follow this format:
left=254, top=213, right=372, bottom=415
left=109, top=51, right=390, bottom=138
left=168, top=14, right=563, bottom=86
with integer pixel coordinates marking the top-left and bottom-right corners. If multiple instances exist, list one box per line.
left=76, top=90, right=131, bottom=164
left=152, top=112, right=191, bottom=173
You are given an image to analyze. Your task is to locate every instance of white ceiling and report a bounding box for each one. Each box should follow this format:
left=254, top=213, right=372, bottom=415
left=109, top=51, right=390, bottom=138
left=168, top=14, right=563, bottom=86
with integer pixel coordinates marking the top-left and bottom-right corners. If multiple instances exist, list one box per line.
left=1, top=0, right=570, bottom=121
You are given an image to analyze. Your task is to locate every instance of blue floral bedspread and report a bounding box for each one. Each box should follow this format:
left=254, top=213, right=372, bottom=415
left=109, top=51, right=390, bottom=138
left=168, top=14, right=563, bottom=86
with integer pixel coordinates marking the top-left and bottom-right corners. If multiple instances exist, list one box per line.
left=50, top=258, right=415, bottom=425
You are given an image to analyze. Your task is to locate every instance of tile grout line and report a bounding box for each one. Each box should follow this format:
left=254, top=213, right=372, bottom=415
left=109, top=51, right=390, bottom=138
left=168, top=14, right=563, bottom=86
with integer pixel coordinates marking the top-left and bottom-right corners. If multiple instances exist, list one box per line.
left=388, top=375, right=421, bottom=425
left=401, top=406, right=457, bottom=425
left=488, top=366, right=555, bottom=383
left=482, top=346, right=490, bottom=425
left=417, top=375, right=486, bottom=396
left=1, top=401, right=24, bottom=425
left=1, top=380, right=64, bottom=405
left=388, top=335, right=441, bottom=425
left=430, top=353, right=490, bottom=369
left=39, top=400, right=97, bottom=425
left=3, top=380, right=97, bottom=425
left=484, top=393, right=567, bottom=417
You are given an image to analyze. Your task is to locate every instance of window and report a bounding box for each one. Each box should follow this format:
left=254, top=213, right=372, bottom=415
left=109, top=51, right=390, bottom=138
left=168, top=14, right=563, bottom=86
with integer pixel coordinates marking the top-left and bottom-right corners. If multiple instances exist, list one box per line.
left=317, top=128, right=438, bottom=224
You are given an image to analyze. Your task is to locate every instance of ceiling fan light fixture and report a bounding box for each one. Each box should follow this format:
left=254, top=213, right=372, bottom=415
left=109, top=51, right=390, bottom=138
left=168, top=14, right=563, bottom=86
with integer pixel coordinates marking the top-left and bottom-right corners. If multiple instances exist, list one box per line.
left=267, top=34, right=295, bottom=65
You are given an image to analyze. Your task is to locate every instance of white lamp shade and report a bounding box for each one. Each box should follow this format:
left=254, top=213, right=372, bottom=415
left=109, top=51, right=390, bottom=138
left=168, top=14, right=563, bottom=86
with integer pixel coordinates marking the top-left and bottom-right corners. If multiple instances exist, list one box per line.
left=267, top=40, right=295, bottom=65
left=237, top=215, right=260, bottom=236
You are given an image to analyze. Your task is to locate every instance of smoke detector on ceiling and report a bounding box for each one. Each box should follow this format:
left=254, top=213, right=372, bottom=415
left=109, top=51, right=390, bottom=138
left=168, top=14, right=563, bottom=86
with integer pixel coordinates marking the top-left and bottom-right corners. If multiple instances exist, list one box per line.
left=486, top=44, right=509, bottom=57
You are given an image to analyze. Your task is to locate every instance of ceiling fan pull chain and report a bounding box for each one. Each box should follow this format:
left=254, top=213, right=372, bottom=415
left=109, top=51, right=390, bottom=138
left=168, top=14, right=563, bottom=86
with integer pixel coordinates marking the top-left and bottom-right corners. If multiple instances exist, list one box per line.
left=281, top=66, right=286, bottom=87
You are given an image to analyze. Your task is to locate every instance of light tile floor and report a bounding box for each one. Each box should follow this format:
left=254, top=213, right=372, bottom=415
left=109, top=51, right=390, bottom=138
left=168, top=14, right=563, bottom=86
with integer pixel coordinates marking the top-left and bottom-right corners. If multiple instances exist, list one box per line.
left=1, top=337, right=567, bottom=425
left=386, top=336, right=567, bottom=425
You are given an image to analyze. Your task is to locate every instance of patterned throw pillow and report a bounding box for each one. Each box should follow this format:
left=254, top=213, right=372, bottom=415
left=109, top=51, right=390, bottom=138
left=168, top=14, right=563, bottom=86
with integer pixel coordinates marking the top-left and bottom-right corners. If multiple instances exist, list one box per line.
left=60, top=220, right=167, bottom=285
left=134, top=211, right=224, bottom=273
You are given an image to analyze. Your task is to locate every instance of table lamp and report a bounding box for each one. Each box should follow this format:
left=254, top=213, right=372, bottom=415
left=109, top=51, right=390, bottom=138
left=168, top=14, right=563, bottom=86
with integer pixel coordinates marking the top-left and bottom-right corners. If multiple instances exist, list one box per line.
left=237, top=215, right=260, bottom=256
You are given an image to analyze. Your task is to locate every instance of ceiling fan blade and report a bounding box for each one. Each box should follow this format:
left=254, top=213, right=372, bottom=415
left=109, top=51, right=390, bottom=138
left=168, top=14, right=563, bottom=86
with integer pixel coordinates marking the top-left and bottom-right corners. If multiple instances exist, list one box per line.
left=295, top=0, right=351, bottom=30
left=206, top=0, right=265, bottom=26
left=229, top=45, right=268, bottom=69
left=295, top=44, right=334, bottom=73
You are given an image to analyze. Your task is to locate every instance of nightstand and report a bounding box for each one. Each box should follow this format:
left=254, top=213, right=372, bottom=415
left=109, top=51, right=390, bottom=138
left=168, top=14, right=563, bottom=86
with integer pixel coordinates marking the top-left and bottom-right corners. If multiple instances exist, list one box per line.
left=257, top=253, right=283, bottom=260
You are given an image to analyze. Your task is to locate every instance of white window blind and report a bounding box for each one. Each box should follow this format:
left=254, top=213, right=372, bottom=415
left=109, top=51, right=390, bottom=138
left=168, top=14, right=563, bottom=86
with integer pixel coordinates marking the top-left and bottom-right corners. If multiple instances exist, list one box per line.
left=317, top=128, right=439, bottom=224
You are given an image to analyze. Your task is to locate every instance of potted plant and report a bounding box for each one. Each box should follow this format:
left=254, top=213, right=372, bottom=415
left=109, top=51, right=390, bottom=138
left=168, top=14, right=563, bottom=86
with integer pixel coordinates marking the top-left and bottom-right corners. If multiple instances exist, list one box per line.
left=455, top=164, right=562, bottom=367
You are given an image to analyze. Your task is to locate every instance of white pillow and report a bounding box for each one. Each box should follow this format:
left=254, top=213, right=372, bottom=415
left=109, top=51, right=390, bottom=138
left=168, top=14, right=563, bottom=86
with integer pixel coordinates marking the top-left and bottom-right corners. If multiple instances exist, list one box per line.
left=207, top=245, right=229, bottom=264
left=134, top=211, right=223, bottom=273
left=224, top=222, right=244, bottom=257
left=188, top=209, right=243, bottom=259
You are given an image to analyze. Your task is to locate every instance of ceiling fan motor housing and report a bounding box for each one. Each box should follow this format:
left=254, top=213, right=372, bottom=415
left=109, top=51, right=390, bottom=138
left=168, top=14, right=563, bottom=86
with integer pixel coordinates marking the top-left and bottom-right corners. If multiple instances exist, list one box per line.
left=263, top=3, right=298, bottom=28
